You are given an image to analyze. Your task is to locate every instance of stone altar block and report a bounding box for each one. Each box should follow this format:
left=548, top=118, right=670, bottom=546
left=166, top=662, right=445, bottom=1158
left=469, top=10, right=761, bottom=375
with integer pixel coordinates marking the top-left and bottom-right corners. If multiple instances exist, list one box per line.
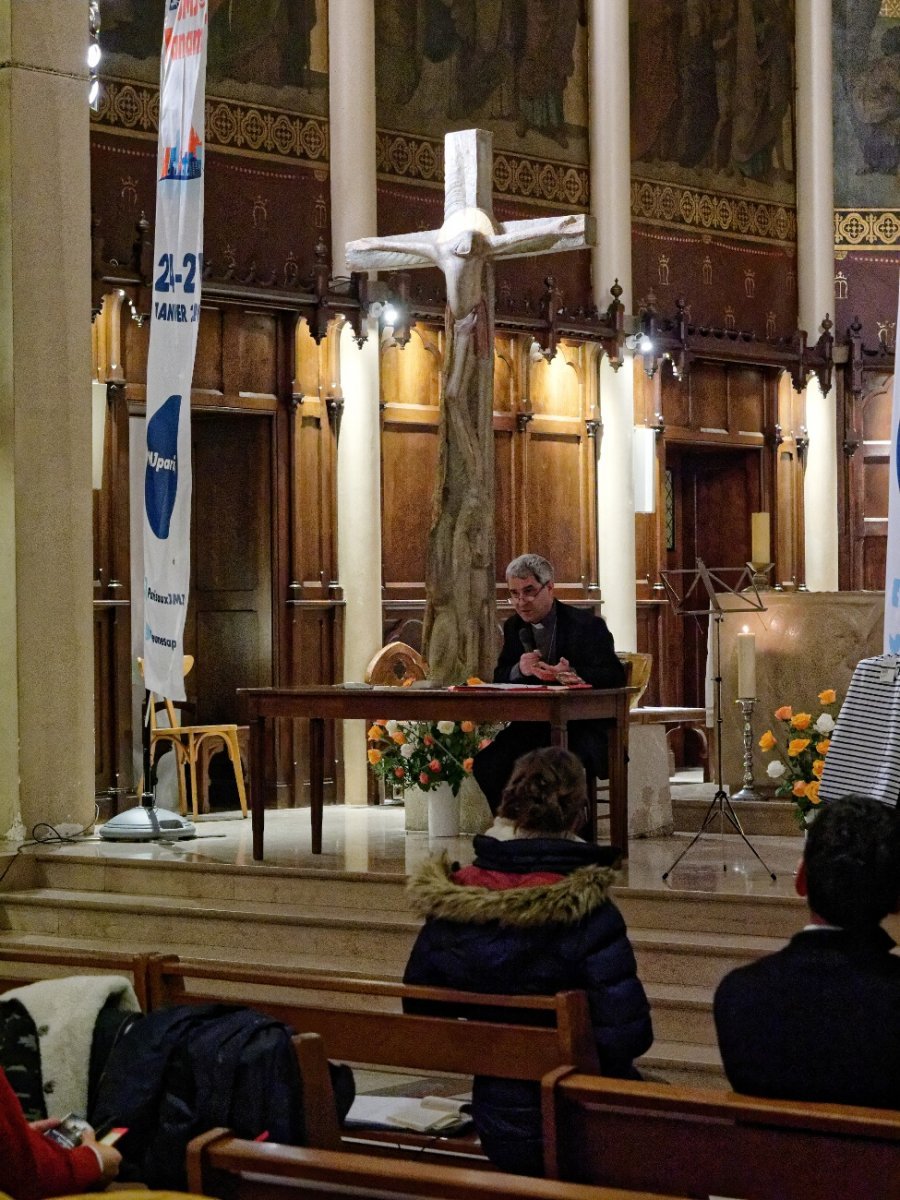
left=716, top=592, right=884, bottom=792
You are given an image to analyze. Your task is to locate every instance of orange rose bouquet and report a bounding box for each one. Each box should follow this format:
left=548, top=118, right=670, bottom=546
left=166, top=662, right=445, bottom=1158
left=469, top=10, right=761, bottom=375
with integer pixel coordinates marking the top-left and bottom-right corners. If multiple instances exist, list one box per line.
left=366, top=718, right=501, bottom=796
left=757, top=688, right=839, bottom=827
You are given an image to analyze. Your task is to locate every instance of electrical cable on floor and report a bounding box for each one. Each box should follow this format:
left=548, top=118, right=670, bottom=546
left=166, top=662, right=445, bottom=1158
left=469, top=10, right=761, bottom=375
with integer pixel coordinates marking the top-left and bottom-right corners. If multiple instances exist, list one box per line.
left=30, top=803, right=101, bottom=845
left=0, top=805, right=103, bottom=885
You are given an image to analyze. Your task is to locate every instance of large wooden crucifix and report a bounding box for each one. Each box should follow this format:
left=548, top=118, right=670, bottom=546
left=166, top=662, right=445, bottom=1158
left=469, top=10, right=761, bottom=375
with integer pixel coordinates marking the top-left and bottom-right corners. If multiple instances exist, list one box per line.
left=346, top=128, right=595, bottom=684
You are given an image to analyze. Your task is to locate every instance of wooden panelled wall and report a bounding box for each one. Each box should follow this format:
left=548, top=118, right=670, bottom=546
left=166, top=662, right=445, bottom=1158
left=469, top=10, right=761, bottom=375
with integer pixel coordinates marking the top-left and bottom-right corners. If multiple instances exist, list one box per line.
left=634, top=359, right=805, bottom=714
left=93, top=293, right=812, bottom=801
left=839, top=371, right=894, bottom=592
left=379, top=327, right=600, bottom=653
left=92, top=295, right=343, bottom=804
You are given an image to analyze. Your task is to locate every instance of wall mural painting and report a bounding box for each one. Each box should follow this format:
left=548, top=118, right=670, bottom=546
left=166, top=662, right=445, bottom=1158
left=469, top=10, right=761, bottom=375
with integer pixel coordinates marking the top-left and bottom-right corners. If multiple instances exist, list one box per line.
left=375, top=0, right=590, bottom=165
left=93, top=1, right=330, bottom=286
left=629, top=0, right=798, bottom=339
left=630, top=0, right=795, bottom=197
left=833, top=0, right=899, bottom=210
left=99, top=0, right=328, bottom=116
left=832, top=1, right=899, bottom=344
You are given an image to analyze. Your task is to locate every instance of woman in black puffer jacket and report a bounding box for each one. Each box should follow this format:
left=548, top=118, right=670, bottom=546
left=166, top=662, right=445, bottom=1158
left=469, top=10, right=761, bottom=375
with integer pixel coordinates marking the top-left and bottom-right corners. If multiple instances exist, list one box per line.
left=403, top=746, right=653, bottom=1176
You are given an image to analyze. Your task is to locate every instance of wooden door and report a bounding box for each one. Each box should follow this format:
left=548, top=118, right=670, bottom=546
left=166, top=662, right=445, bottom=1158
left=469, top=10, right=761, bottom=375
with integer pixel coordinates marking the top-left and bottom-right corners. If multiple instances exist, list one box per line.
left=186, top=412, right=274, bottom=726
left=668, top=445, right=762, bottom=710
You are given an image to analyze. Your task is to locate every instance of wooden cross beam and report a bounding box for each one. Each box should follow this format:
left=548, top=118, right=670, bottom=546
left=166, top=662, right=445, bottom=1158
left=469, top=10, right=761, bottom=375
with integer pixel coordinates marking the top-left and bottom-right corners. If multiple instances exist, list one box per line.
left=346, top=129, right=594, bottom=684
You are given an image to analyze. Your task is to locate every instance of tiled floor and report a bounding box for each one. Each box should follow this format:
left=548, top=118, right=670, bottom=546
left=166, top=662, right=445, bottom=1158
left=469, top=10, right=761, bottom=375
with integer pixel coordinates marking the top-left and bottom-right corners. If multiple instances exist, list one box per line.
left=8, top=782, right=804, bottom=897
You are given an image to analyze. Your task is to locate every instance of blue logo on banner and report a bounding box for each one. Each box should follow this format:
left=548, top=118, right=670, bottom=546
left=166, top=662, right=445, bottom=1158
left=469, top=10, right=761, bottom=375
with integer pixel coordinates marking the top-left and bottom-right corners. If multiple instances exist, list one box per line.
left=145, top=393, right=181, bottom=538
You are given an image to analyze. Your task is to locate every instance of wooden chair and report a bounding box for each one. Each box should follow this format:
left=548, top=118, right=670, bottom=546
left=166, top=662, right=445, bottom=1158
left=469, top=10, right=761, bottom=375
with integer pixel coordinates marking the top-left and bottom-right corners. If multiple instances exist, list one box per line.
left=541, top=1068, right=900, bottom=1199
left=138, top=656, right=248, bottom=820
left=186, top=1130, right=675, bottom=1200
left=584, top=654, right=651, bottom=844
left=363, top=642, right=429, bottom=803
left=363, top=641, right=429, bottom=686
left=616, top=652, right=652, bottom=709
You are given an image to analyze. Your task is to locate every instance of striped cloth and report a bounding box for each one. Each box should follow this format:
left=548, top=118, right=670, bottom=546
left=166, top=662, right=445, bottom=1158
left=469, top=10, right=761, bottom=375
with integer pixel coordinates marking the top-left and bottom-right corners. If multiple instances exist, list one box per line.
left=820, top=655, right=900, bottom=807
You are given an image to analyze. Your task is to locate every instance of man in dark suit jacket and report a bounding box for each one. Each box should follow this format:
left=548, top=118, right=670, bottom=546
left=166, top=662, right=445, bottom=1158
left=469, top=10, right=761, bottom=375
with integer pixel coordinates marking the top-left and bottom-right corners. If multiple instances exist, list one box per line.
left=714, top=794, right=900, bottom=1109
left=472, top=553, right=625, bottom=816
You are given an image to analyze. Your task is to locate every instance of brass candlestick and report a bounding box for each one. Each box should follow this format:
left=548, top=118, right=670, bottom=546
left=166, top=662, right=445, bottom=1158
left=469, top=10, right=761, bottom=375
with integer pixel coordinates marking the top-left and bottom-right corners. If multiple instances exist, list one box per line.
left=748, top=561, right=774, bottom=592
left=731, top=697, right=761, bottom=801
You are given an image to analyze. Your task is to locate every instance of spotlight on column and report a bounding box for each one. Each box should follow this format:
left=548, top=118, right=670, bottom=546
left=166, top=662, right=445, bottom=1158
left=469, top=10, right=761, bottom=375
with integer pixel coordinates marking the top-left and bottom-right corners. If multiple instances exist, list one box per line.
left=382, top=305, right=399, bottom=327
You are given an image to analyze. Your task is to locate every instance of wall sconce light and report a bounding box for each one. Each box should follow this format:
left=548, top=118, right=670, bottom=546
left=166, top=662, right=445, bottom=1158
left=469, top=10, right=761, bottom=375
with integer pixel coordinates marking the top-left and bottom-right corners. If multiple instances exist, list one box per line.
left=626, top=332, right=654, bottom=356
left=91, top=380, right=107, bottom=490
left=633, top=425, right=656, bottom=514
left=88, top=1, right=101, bottom=110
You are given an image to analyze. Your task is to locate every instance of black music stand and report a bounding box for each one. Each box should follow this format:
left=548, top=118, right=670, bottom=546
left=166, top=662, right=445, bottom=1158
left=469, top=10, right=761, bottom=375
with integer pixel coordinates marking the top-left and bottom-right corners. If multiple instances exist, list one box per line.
left=659, top=559, right=776, bottom=882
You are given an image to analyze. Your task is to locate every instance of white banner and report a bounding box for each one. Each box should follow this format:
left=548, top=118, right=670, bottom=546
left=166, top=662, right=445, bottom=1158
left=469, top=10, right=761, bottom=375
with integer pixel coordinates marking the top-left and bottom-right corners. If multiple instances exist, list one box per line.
left=884, top=269, right=900, bottom=654
left=143, top=0, right=208, bottom=700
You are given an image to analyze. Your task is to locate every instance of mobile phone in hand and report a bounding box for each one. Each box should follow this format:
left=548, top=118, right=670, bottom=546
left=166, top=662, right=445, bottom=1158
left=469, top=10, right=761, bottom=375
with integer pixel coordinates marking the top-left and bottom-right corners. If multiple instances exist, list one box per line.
left=99, top=1126, right=128, bottom=1146
left=44, top=1114, right=91, bottom=1149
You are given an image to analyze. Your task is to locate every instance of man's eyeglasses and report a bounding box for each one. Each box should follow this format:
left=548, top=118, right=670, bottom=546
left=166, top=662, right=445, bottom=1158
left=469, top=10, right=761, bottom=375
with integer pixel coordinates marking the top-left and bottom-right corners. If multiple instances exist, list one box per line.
left=507, top=581, right=549, bottom=604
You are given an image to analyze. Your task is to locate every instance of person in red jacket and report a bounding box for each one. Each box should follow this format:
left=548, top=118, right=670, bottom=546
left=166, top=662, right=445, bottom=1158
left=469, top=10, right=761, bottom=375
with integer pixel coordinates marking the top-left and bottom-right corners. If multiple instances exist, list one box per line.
left=0, top=1068, right=121, bottom=1199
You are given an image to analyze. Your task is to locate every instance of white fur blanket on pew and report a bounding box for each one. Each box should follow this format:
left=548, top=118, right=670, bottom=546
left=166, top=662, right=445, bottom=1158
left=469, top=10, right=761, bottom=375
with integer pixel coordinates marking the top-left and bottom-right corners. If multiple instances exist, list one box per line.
left=5, top=974, right=140, bottom=1117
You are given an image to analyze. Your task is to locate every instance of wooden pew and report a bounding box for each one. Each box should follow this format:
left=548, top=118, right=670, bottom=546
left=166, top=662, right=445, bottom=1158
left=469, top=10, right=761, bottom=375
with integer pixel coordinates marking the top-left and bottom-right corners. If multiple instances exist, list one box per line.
left=0, top=944, right=151, bottom=1010
left=541, top=1068, right=900, bottom=1200
left=186, top=1129, right=677, bottom=1200
left=147, top=954, right=599, bottom=1165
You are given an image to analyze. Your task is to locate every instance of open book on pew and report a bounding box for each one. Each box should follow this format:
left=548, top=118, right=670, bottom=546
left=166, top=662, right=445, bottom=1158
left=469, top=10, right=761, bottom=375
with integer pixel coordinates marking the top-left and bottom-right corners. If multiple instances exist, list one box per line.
left=344, top=1095, right=472, bottom=1135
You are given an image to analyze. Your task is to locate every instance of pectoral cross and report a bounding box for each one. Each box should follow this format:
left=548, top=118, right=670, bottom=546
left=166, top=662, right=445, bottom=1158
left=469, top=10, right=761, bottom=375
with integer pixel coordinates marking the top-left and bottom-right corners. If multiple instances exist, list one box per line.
left=347, top=128, right=595, bottom=684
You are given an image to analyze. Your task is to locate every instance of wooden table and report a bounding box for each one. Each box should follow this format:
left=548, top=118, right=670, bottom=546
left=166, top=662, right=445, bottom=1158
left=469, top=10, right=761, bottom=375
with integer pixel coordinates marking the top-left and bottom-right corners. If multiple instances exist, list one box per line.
left=237, top=685, right=631, bottom=860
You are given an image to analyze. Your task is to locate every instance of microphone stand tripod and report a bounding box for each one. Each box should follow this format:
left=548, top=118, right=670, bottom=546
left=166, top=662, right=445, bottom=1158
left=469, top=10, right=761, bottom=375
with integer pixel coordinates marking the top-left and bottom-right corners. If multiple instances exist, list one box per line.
left=99, top=689, right=196, bottom=841
left=660, top=560, right=776, bottom=883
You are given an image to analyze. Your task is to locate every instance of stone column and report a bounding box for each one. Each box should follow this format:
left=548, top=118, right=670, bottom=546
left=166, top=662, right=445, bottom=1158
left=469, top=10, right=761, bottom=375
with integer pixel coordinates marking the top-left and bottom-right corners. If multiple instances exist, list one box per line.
left=329, top=1, right=382, bottom=802
left=328, top=0, right=377, bottom=280
left=589, top=0, right=637, bottom=650
left=336, top=317, right=383, bottom=804
left=0, top=1, right=94, bottom=838
left=796, top=0, right=839, bottom=591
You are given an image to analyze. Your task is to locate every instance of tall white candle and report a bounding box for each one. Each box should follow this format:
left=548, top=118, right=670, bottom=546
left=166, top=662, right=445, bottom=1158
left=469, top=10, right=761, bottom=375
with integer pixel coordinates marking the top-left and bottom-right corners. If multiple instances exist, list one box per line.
left=737, top=630, right=757, bottom=699
left=751, top=512, right=771, bottom=565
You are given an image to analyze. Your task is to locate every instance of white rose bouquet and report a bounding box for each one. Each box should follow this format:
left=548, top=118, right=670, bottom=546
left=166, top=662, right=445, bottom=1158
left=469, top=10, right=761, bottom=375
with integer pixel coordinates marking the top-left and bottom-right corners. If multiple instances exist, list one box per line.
left=366, top=717, right=500, bottom=795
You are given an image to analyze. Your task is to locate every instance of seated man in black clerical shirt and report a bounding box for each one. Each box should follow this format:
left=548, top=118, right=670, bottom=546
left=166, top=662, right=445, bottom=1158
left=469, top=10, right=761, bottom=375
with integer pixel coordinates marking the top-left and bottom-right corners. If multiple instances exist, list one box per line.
left=715, top=794, right=900, bottom=1109
left=472, top=553, right=626, bottom=817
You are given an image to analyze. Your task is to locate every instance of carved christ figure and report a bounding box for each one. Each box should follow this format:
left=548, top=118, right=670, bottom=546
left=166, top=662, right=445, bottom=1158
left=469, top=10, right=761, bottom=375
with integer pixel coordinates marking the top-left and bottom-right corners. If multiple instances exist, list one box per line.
left=346, top=128, right=594, bottom=684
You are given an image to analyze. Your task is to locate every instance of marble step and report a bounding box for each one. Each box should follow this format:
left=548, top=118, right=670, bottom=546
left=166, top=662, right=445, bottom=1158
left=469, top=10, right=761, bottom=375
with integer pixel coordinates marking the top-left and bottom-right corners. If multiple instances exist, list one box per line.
left=0, top=883, right=785, bottom=998
left=630, top=927, right=786, bottom=988
left=0, top=929, right=715, bottom=1044
left=23, top=853, right=414, bottom=914
left=614, top=886, right=804, bottom=940
left=0, top=931, right=402, bottom=986
left=672, top=795, right=803, bottom=838
left=27, top=851, right=805, bottom=942
left=645, top=983, right=716, bottom=1046
left=639, top=1039, right=726, bottom=1090
left=0, top=888, right=421, bottom=972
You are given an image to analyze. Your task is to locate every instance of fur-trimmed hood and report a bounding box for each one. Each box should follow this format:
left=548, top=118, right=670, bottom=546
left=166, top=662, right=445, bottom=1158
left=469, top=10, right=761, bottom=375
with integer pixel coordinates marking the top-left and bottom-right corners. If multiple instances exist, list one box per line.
left=407, top=852, right=615, bottom=927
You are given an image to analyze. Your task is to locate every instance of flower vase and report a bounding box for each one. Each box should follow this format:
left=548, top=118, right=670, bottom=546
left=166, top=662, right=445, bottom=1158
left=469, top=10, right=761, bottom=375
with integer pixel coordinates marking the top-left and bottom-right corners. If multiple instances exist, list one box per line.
left=427, top=780, right=460, bottom=838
